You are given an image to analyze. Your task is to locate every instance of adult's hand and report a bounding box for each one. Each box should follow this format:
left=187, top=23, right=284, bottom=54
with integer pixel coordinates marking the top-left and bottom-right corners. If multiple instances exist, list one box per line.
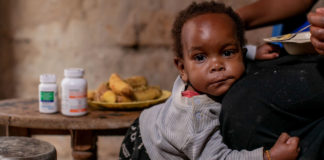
left=308, top=8, right=324, bottom=55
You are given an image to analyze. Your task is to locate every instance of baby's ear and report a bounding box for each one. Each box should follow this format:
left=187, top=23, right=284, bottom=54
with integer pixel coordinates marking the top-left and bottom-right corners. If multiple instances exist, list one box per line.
left=174, top=56, right=183, bottom=70
left=174, top=57, right=188, bottom=82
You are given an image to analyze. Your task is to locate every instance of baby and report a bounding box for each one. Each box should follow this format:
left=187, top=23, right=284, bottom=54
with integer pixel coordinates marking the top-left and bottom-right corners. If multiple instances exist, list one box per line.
left=120, top=2, right=300, bottom=160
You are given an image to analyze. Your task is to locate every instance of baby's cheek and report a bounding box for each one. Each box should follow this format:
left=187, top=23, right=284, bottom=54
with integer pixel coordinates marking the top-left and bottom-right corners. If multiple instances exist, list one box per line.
left=229, top=62, right=245, bottom=76
left=238, top=63, right=246, bottom=76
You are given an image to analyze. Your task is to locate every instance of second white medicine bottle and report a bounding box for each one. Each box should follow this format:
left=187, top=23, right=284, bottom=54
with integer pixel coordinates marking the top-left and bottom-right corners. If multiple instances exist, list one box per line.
left=61, top=68, right=88, bottom=116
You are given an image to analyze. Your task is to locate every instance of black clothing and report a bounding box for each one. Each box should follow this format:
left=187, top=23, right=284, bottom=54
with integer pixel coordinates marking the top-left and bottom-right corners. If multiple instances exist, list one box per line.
left=220, top=55, right=324, bottom=160
left=119, top=118, right=150, bottom=160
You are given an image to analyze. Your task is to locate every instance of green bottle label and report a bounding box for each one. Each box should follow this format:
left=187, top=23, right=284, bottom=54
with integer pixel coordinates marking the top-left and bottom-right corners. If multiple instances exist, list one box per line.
left=40, top=91, right=54, bottom=102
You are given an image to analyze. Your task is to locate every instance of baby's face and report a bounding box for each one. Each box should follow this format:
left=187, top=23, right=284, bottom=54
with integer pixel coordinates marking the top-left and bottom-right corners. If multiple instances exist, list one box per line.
left=178, top=13, right=245, bottom=96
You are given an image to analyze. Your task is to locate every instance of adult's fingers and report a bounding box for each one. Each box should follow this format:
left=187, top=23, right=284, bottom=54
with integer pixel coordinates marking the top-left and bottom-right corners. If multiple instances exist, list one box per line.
left=308, top=11, right=324, bottom=55
left=316, top=8, right=324, bottom=14
left=308, top=12, right=324, bottom=27
left=310, top=35, right=324, bottom=55
left=310, top=25, right=324, bottom=41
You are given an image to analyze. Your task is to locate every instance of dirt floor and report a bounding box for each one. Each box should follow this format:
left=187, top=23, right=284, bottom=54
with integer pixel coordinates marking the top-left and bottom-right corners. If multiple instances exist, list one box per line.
left=33, top=135, right=124, bottom=160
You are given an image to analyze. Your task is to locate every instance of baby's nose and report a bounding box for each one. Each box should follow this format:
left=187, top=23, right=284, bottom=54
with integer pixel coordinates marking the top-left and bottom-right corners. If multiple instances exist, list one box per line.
left=210, top=60, right=225, bottom=72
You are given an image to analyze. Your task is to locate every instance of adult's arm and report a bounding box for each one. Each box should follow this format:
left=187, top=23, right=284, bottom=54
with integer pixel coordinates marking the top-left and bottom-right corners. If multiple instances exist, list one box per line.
left=308, top=8, right=324, bottom=55
left=236, top=0, right=317, bottom=29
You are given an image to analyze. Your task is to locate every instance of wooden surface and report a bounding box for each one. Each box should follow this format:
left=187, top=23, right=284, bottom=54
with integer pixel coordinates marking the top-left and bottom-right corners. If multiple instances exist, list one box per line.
left=0, top=98, right=141, bottom=130
left=0, top=98, right=144, bottom=160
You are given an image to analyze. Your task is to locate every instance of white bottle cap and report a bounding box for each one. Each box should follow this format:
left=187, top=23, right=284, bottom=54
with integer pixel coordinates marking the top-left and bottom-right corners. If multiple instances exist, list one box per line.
left=64, top=68, right=84, bottom=77
left=40, top=74, right=56, bottom=83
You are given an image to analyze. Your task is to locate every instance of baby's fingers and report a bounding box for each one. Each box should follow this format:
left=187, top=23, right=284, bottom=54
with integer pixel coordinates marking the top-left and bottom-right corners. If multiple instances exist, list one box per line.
left=262, top=52, right=279, bottom=59
left=287, top=137, right=300, bottom=152
left=287, top=137, right=299, bottom=145
left=277, top=132, right=290, bottom=144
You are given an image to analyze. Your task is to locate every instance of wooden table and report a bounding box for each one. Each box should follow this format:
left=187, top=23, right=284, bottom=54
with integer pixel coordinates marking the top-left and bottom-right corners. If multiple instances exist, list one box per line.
left=0, top=98, right=142, bottom=160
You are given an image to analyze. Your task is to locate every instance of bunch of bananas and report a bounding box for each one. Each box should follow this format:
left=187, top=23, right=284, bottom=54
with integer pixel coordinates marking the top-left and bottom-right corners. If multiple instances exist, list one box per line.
left=88, top=73, right=162, bottom=103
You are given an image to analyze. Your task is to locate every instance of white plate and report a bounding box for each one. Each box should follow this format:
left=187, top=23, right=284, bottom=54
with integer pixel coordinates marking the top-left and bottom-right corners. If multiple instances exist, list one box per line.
left=264, top=32, right=316, bottom=55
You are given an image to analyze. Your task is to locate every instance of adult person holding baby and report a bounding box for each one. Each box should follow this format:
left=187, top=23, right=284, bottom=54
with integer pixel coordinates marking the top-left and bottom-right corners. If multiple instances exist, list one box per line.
left=220, top=0, right=324, bottom=159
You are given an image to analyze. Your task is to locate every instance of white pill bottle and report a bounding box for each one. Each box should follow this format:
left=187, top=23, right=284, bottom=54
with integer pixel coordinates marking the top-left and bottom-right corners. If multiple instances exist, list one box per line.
left=39, top=74, right=58, bottom=113
left=61, top=68, right=87, bottom=116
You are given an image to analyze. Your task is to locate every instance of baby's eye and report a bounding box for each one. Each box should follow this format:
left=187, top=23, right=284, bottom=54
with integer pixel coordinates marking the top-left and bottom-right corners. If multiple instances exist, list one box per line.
left=194, top=54, right=207, bottom=62
left=223, top=50, right=237, bottom=57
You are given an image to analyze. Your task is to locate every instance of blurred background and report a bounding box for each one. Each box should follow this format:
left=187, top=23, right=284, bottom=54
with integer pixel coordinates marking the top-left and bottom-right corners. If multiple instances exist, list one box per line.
left=0, top=0, right=323, bottom=159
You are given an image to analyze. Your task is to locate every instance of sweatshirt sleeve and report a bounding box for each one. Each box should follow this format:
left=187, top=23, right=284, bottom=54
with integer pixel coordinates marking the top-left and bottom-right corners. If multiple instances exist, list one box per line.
left=245, top=44, right=257, bottom=60
left=199, top=130, right=264, bottom=160
left=180, top=103, right=264, bottom=160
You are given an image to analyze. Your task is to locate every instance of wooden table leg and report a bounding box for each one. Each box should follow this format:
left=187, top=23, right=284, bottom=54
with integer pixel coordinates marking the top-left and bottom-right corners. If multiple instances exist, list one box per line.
left=71, top=130, right=97, bottom=160
left=0, top=125, right=7, bottom=136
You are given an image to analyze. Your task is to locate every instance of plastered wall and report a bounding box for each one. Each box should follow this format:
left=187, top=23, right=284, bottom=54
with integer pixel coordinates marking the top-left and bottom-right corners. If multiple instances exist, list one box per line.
left=0, top=0, right=323, bottom=99
left=1, top=1, right=324, bottom=159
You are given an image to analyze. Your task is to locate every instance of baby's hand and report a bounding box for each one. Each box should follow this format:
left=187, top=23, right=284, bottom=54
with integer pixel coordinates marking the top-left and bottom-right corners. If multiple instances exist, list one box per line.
left=255, top=43, right=280, bottom=60
left=266, top=132, right=300, bottom=160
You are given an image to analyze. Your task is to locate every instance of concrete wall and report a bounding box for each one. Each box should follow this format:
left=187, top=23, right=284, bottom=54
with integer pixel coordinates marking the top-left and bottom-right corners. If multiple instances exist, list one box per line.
left=1, top=0, right=323, bottom=159
left=0, top=0, right=261, bottom=99
left=1, top=0, right=323, bottom=99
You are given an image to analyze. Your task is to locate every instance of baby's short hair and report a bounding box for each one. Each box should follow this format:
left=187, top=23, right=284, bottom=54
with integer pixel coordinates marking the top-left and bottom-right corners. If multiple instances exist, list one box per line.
left=171, top=1, right=245, bottom=58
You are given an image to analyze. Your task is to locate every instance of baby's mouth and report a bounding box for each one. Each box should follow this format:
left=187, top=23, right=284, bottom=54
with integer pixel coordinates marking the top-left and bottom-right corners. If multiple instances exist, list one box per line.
left=212, top=78, right=227, bottom=83
left=209, top=76, right=234, bottom=86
